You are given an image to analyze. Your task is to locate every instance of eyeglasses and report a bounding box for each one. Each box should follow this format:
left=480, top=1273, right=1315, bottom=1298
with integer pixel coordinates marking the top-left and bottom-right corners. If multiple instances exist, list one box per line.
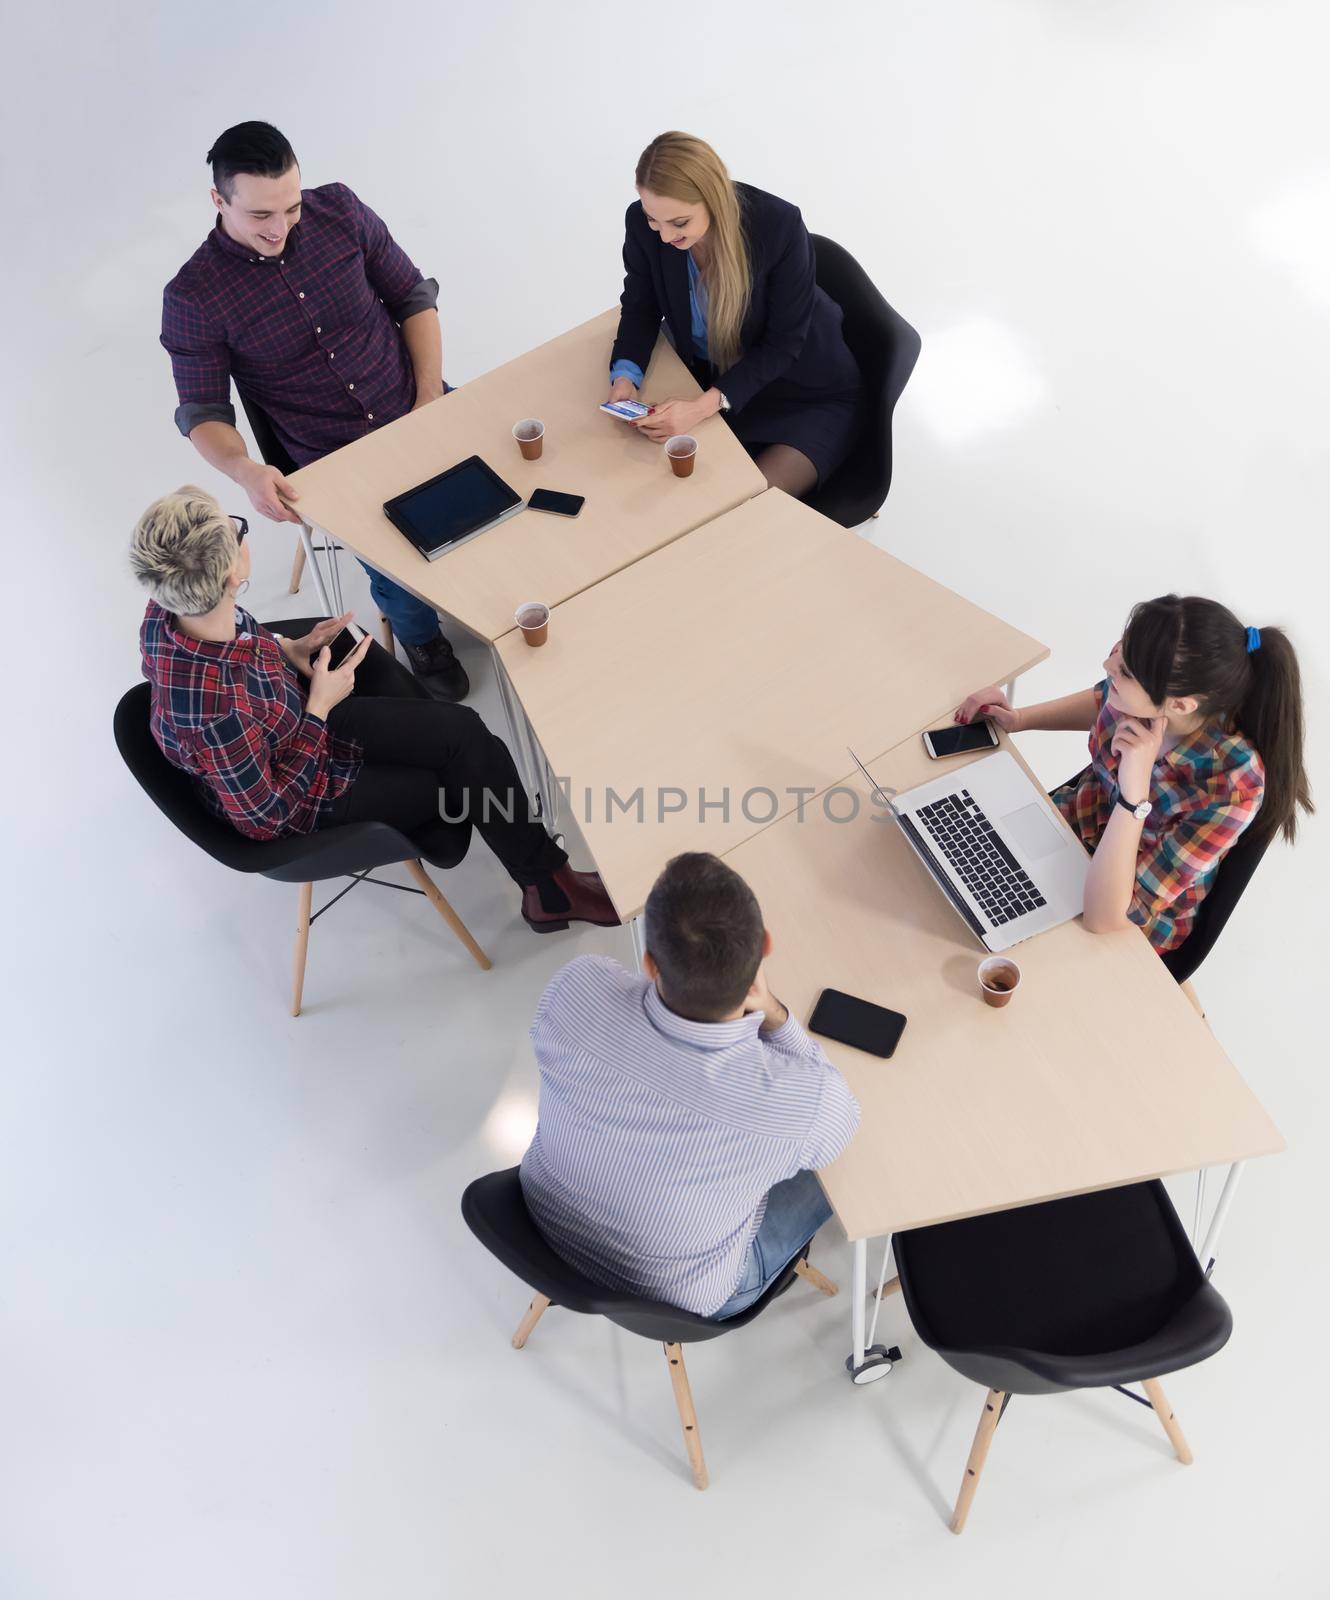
left=231, top=514, right=249, bottom=544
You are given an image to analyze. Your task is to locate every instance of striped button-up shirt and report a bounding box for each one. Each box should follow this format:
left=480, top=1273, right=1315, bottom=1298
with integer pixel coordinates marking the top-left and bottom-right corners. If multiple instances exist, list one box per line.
left=520, top=955, right=860, bottom=1316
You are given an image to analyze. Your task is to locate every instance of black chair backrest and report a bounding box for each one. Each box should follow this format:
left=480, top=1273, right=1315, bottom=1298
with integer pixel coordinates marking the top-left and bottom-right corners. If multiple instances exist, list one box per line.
left=1161, top=819, right=1272, bottom=984
left=462, top=1166, right=800, bottom=1345
left=239, top=392, right=298, bottom=478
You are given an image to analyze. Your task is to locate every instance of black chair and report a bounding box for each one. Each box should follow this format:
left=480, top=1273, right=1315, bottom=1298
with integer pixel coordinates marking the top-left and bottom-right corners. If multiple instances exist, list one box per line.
left=891, top=1180, right=1232, bottom=1533
left=461, top=1166, right=839, bottom=1489
left=805, top=234, right=921, bottom=528
left=113, top=619, right=490, bottom=1016
left=1060, top=766, right=1270, bottom=986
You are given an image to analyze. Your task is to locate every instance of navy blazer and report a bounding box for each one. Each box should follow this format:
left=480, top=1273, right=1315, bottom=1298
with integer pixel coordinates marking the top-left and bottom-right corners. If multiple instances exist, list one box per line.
left=610, top=183, right=860, bottom=416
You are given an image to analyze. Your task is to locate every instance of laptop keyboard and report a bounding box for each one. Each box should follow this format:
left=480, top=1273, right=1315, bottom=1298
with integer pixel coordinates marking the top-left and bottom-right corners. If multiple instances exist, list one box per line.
left=916, top=789, right=1048, bottom=927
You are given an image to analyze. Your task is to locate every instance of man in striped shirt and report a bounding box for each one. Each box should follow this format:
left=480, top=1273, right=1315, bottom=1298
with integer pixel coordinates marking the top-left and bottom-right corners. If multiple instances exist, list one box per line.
left=520, top=853, right=860, bottom=1319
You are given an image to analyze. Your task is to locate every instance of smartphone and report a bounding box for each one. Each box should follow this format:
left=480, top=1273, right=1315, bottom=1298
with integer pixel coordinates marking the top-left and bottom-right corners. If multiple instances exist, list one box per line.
left=527, top=489, right=585, bottom=518
left=327, top=622, right=367, bottom=668
left=600, top=399, right=651, bottom=422
left=808, top=989, right=908, bottom=1059
left=923, top=719, right=1000, bottom=759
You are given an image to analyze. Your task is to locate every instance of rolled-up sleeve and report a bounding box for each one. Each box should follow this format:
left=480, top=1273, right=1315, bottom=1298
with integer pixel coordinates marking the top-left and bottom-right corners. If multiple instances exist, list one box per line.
left=349, top=186, right=436, bottom=321
left=161, top=287, right=236, bottom=438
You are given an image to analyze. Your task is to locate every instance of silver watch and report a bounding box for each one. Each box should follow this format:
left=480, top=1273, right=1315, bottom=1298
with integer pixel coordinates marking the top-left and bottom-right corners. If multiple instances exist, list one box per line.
left=1115, top=787, right=1151, bottom=822
left=716, top=390, right=731, bottom=412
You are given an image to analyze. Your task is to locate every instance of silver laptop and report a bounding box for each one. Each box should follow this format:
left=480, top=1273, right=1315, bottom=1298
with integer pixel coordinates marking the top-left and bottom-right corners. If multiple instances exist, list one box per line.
left=848, top=747, right=1089, bottom=952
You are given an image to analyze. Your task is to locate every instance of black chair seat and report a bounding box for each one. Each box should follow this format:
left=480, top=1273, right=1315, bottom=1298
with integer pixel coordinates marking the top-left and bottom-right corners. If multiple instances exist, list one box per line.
left=805, top=233, right=921, bottom=527
left=462, top=1166, right=801, bottom=1346
left=894, top=1181, right=1232, bottom=1396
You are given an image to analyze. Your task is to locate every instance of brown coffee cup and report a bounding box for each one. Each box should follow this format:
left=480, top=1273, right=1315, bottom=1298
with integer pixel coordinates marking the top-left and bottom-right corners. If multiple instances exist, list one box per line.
left=513, top=419, right=545, bottom=461
left=978, top=957, right=1022, bottom=1009
left=516, top=601, right=550, bottom=647
left=665, top=434, right=697, bottom=478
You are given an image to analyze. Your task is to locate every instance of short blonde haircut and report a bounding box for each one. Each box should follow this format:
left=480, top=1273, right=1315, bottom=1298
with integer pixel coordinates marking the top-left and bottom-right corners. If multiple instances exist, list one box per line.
left=129, top=485, right=239, bottom=616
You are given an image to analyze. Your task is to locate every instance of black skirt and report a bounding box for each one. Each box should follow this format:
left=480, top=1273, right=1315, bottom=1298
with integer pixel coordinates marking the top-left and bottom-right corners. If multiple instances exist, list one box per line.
left=688, top=354, right=863, bottom=486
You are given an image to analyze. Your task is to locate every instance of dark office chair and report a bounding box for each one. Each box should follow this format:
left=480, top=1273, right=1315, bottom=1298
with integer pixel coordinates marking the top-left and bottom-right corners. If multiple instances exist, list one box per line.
left=113, top=620, right=491, bottom=1016
left=461, top=1166, right=839, bottom=1489
left=892, top=1180, right=1232, bottom=1533
left=805, top=234, right=921, bottom=529
left=1059, top=766, right=1270, bottom=986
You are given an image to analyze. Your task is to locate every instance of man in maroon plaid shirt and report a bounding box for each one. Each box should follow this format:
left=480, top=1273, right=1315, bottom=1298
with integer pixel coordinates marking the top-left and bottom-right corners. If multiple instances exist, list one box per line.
left=161, top=121, right=468, bottom=702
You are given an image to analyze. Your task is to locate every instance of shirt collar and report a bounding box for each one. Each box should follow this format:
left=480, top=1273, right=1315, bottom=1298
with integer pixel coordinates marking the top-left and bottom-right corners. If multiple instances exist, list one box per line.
left=147, top=599, right=259, bottom=660
left=209, top=210, right=300, bottom=266
left=642, top=982, right=764, bottom=1051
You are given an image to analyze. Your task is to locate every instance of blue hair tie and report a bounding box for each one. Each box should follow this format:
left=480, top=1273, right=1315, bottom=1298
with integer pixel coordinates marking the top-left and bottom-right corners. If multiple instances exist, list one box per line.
left=1246, top=626, right=1261, bottom=654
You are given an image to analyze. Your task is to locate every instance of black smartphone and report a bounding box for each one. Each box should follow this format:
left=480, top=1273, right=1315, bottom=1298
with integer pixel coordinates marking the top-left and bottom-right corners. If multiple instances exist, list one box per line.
left=808, top=989, right=908, bottom=1059
left=922, top=719, right=1000, bottom=759
left=527, top=488, right=585, bottom=518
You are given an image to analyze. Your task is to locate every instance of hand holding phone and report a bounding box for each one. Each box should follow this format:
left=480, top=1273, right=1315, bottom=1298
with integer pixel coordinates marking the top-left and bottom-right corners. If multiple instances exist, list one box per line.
left=600, top=399, right=653, bottom=422
left=328, top=622, right=368, bottom=669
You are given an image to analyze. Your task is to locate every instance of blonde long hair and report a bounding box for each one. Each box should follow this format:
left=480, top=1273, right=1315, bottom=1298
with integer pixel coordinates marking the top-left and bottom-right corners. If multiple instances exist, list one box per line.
left=636, top=132, right=751, bottom=372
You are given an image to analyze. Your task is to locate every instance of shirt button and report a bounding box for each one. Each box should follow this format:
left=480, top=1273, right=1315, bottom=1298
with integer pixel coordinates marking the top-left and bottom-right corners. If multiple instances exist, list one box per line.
left=348, top=383, right=355, bottom=390
left=315, top=326, right=321, bottom=333
left=368, top=413, right=375, bottom=420
left=298, top=291, right=306, bottom=299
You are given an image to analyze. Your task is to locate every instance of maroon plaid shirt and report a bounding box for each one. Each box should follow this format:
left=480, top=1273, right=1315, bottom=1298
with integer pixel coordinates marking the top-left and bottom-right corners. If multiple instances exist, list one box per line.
left=140, top=601, right=361, bottom=841
left=161, top=183, right=438, bottom=467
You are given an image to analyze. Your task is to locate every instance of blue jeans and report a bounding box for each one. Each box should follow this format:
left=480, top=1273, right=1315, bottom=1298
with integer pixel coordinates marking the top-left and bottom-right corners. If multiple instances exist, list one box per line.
left=710, top=1170, right=833, bottom=1321
left=359, top=561, right=442, bottom=648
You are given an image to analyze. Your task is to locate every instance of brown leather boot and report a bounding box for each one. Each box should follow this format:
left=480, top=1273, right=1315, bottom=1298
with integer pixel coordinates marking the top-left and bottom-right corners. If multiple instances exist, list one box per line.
left=521, top=864, right=621, bottom=934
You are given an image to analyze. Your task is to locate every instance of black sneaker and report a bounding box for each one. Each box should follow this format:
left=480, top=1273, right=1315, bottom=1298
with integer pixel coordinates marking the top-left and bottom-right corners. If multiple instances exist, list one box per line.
left=403, top=632, right=470, bottom=702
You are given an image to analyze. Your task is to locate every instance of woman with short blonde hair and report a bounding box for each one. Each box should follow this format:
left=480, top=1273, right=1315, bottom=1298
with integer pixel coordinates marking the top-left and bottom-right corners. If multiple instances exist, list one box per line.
left=608, top=132, right=863, bottom=498
left=131, top=485, right=618, bottom=934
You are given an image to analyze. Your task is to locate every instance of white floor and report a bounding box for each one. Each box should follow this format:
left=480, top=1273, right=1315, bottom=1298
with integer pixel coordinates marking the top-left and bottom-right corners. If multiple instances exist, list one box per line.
left=4, top=3, right=1328, bottom=1595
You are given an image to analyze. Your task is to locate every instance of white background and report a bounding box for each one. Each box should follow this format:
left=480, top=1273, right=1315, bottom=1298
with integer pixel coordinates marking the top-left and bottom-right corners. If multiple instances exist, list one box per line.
left=2, top=2, right=1326, bottom=1595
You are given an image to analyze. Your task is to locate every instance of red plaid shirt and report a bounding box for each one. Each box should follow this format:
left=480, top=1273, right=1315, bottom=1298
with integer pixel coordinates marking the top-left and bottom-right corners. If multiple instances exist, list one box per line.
left=140, top=601, right=361, bottom=841
left=161, top=183, right=437, bottom=467
left=1051, top=681, right=1264, bottom=952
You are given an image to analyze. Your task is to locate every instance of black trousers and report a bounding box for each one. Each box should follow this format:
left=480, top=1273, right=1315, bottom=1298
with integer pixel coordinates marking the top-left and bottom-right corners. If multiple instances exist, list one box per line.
left=321, top=643, right=565, bottom=889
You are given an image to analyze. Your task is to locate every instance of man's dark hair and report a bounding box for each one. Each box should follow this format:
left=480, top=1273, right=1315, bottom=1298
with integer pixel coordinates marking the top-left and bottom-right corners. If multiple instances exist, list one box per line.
left=644, top=853, right=765, bottom=1022
left=207, top=121, right=298, bottom=201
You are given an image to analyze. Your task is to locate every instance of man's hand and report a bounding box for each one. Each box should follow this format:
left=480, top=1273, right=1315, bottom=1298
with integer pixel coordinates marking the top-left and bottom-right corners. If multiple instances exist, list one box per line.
left=236, top=458, right=302, bottom=524
left=744, top=965, right=790, bottom=1032
left=634, top=393, right=716, bottom=442
left=279, top=612, right=354, bottom=678
left=411, top=384, right=445, bottom=412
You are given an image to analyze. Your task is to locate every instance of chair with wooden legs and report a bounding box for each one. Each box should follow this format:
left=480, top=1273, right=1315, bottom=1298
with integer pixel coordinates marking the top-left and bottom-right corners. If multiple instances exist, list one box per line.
left=461, top=1166, right=839, bottom=1490
left=890, top=1179, right=1233, bottom=1533
left=113, top=643, right=490, bottom=1016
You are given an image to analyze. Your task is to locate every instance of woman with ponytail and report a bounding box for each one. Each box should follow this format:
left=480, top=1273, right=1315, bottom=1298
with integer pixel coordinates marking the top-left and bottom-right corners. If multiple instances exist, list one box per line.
left=607, top=131, right=863, bottom=499
left=955, top=596, right=1312, bottom=954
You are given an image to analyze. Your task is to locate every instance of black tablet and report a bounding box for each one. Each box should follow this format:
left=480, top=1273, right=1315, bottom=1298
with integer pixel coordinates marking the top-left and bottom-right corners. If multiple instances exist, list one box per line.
left=383, top=456, right=524, bottom=560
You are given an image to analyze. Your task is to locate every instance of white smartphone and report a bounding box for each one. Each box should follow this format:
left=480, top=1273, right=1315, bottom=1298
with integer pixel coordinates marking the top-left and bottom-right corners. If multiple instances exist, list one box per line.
left=600, top=399, right=652, bottom=422
left=922, top=719, right=1000, bottom=759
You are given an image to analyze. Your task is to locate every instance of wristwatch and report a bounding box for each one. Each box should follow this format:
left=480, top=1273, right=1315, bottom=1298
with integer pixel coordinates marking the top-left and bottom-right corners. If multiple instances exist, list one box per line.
left=716, top=390, right=731, bottom=412
left=1114, top=786, right=1151, bottom=822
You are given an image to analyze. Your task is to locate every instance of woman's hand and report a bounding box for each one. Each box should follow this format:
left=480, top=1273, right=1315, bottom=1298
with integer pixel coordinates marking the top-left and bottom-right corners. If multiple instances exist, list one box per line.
left=1111, top=714, right=1165, bottom=804
left=954, top=685, right=1022, bottom=734
left=305, top=633, right=373, bottom=721
left=634, top=393, right=715, bottom=442
left=280, top=613, right=354, bottom=678
left=607, top=375, right=639, bottom=404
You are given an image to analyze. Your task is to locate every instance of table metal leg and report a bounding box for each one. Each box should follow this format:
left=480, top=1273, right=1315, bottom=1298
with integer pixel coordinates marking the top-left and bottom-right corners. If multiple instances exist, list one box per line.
left=1197, top=1160, right=1245, bottom=1279
left=299, top=522, right=333, bottom=616
left=629, top=915, right=646, bottom=971
left=845, top=1237, right=897, bottom=1384
left=1192, top=1167, right=1208, bottom=1248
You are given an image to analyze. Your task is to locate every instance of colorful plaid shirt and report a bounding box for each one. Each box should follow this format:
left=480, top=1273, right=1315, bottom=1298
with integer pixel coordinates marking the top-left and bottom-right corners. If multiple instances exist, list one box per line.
left=1051, top=680, right=1264, bottom=952
left=139, top=601, right=361, bottom=841
left=161, top=183, right=438, bottom=467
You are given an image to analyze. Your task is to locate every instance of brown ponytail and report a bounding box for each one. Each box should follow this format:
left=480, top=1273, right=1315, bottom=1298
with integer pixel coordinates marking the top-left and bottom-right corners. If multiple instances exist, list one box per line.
left=1122, top=595, right=1313, bottom=846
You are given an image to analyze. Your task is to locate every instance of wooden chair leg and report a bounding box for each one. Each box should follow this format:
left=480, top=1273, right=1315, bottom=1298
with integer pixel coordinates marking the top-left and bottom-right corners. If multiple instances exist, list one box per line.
left=291, top=882, right=313, bottom=1016
left=794, top=1258, right=839, bottom=1296
left=874, top=1275, right=902, bottom=1301
left=380, top=615, right=396, bottom=656
left=511, top=1292, right=550, bottom=1350
left=951, top=1388, right=1005, bottom=1534
left=1142, top=1378, right=1194, bottom=1464
left=663, top=1343, right=709, bottom=1490
left=288, top=537, right=306, bottom=595
left=404, top=860, right=492, bottom=971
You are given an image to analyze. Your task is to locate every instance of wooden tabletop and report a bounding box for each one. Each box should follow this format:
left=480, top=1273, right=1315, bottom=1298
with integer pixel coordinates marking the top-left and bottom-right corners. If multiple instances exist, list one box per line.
left=722, top=732, right=1285, bottom=1241
left=286, top=309, right=766, bottom=642
left=496, top=490, right=1048, bottom=918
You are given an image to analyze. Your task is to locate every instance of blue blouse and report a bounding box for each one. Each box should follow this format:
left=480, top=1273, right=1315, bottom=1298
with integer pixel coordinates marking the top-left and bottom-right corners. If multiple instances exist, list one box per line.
left=610, top=253, right=710, bottom=388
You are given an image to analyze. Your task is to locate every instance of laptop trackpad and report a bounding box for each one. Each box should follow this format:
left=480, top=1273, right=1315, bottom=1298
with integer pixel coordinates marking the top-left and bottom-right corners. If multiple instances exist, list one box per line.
left=999, top=802, right=1065, bottom=860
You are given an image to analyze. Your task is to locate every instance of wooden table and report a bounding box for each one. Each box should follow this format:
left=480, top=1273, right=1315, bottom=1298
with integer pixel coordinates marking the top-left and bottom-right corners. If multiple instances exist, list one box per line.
left=496, top=490, right=1048, bottom=919
left=722, top=730, right=1285, bottom=1377
left=286, top=308, right=766, bottom=644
